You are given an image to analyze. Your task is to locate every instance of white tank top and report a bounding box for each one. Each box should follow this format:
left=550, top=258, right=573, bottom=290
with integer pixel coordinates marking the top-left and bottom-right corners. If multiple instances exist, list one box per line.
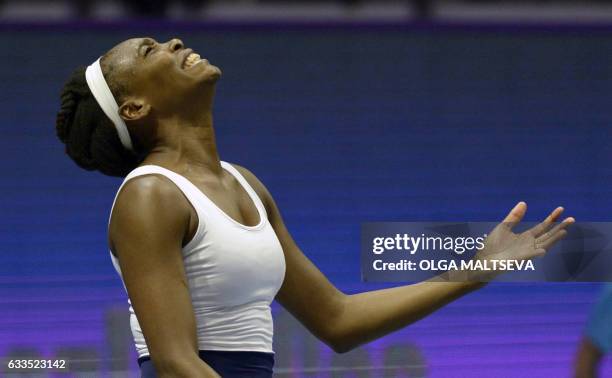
left=108, top=161, right=286, bottom=358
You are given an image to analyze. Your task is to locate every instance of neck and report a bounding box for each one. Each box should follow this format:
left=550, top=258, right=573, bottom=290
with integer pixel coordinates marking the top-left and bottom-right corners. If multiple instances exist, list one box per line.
left=143, top=107, right=223, bottom=176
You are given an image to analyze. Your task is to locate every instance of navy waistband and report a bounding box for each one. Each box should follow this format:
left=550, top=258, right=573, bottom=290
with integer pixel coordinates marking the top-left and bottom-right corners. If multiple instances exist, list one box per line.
left=137, top=350, right=274, bottom=367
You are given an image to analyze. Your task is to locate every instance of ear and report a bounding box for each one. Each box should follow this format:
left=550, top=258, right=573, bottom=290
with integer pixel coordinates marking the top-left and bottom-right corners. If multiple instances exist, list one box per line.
left=118, top=98, right=151, bottom=122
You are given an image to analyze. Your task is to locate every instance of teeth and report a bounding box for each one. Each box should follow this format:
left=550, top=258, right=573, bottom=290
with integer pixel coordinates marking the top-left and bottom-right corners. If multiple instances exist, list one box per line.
left=184, top=53, right=201, bottom=68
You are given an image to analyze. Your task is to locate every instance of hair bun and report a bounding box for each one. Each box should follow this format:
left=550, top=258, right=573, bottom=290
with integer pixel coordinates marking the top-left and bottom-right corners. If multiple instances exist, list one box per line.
left=56, top=91, right=78, bottom=143
left=55, top=65, right=141, bottom=177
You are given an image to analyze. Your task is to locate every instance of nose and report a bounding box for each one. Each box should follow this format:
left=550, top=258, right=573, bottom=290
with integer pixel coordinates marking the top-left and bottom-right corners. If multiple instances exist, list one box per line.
left=168, top=38, right=184, bottom=52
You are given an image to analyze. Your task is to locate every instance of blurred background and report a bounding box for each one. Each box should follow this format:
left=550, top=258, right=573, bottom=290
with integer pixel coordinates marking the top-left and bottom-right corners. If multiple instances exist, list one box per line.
left=1, top=1, right=612, bottom=377
left=5, top=0, right=612, bottom=23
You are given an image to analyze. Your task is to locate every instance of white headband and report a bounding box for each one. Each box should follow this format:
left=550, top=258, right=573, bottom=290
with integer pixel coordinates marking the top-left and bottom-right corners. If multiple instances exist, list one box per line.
left=85, top=57, right=134, bottom=151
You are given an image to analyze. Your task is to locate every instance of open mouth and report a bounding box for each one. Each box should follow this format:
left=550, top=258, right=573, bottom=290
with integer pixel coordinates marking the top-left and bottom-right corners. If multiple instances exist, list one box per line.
left=182, top=51, right=205, bottom=69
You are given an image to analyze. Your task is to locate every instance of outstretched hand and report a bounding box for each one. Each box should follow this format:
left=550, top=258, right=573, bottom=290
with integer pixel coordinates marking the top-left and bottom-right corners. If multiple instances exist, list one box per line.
left=472, top=202, right=575, bottom=280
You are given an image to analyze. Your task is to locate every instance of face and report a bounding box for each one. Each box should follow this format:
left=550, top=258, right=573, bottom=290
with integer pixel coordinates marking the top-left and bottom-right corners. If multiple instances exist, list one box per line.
left=102, top=37, right=222, bottom=119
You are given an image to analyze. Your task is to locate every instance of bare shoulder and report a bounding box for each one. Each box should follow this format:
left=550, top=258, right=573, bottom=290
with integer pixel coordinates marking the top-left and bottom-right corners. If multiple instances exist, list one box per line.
left=109, top=174, right=192, bottom=252
left=112, top=174, right=189, bottom=217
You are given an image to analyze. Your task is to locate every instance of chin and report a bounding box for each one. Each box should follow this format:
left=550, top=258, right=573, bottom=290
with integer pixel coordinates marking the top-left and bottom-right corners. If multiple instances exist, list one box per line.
left=205, top=67, right=222, bottom=83
left=199, top=65, right=222, bottom=84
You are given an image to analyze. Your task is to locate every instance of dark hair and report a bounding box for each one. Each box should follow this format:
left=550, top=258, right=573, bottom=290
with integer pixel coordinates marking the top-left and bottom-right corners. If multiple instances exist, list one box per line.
left=55, top=64, right=143, bottom=177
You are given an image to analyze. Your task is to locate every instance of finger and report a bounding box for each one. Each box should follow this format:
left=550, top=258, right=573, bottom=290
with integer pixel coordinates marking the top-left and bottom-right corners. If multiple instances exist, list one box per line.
left=528, top=206, right=564, bottom=237
left=537, top=229, right=568, bottom=250
left=502, top=201, right=527, bottom=229
left=537, top=217, right=575, bottom=243
left=534, top=248, right=546, bottom=257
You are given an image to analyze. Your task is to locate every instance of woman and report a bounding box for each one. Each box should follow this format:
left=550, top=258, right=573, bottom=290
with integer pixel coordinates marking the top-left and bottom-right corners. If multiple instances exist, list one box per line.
left=55, top=37, right=574, bottom=378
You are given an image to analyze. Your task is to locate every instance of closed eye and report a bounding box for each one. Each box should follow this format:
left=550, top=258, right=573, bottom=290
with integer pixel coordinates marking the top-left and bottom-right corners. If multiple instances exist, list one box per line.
left=144, top=46, right=153, bottom=56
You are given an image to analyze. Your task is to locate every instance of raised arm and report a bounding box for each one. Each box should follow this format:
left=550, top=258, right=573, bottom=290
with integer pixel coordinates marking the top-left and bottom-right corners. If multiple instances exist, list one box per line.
left=109, top=175, right=220, bottom=377
left=235, top=165, right=573, bottom=353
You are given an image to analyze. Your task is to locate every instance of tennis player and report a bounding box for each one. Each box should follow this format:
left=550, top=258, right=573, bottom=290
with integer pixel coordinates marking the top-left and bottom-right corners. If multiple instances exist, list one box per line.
left=55, top=37, right=574, bottom=377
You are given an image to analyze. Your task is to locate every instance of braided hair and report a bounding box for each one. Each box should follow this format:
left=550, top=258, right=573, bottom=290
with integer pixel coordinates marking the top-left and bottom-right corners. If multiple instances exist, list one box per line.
left=55, top=59, right=143, bottom=177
